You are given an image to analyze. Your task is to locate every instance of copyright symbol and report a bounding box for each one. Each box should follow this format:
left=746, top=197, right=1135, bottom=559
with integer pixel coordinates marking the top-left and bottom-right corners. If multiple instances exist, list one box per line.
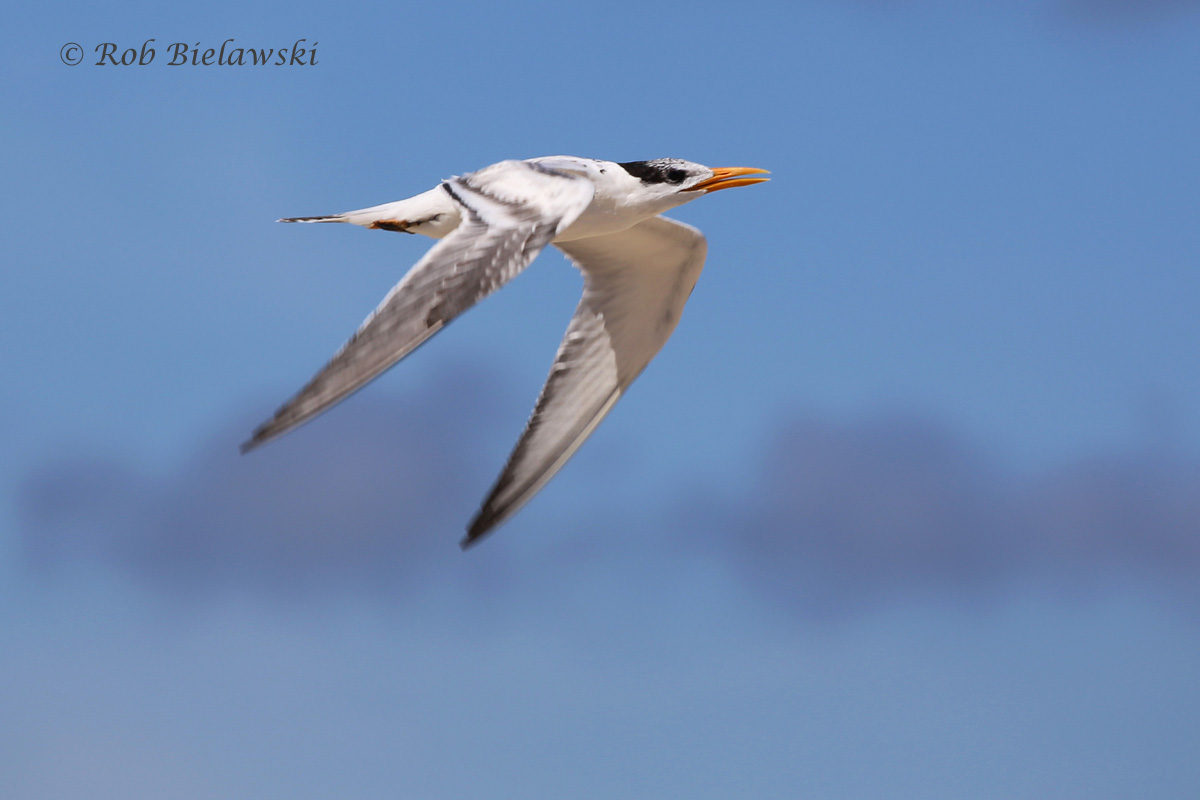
left=61, top=43, right=83, bottom=65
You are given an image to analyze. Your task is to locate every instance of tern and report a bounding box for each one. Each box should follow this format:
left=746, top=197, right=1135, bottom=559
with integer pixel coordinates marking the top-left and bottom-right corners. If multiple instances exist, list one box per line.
left=242, top=156, right=769, bottom=547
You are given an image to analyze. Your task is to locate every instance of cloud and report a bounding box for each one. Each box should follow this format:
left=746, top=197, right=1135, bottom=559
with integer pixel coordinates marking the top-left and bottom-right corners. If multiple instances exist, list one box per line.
left=15, top=373, right=1199, bottom=618
left=694, top=411, right=1200, bottom=618
left=17, top=364, right=518, bottom=601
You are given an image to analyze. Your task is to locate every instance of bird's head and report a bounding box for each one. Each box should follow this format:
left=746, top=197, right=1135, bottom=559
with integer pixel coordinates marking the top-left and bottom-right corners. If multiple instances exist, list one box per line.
left=617, top=158, right=769, bottom=197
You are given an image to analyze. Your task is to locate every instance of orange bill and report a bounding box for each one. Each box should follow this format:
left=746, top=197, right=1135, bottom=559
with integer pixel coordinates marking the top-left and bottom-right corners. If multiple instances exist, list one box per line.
left=689, top=166, right=770, bottom=193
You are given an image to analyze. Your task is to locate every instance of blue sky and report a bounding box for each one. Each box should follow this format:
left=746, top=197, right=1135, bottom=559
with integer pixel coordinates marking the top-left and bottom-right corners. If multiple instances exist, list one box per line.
left=3, top=1, right=1199, bottom=797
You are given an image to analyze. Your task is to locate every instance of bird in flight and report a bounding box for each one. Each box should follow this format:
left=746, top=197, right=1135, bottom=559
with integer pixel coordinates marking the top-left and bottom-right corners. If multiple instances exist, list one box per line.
left=242, top=156, right=768, bottom=547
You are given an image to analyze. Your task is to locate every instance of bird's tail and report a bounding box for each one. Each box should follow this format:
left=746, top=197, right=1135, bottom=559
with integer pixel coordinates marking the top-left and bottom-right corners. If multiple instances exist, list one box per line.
left=277, top=205, right=410, bottom=232
left=278, top=214, right=346, bottom=223
left=278, top=197, right=425, bottom=228
left=277, top=188, right=458, bottom=237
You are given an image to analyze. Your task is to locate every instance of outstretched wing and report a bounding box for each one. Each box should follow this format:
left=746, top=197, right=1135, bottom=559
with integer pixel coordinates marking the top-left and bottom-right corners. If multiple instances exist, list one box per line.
left=242, top=160, right=595, bottom=451
left=463, top=215, right=708, bottom=547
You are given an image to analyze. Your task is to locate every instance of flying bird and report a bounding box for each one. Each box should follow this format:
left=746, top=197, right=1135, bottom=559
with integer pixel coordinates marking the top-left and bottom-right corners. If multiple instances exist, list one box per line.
left=242, top=156, right=768, bottom=547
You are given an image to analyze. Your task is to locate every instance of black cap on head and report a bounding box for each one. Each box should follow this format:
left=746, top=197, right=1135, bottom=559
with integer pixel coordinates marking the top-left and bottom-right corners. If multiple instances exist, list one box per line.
left=618, top=159, right=690, bottom=185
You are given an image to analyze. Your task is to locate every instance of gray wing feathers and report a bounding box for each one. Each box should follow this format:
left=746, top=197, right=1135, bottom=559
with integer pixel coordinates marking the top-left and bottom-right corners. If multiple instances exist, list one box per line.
left=462, top=216, right=708, bottom=546
left=464, top=303, right=621, bottom=544
left=242, top=161, right=594, bottom=452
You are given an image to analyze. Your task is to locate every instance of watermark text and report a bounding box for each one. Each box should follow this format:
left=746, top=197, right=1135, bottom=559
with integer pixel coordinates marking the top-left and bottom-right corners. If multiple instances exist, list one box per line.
left=61, top=39, right=319, bottom=66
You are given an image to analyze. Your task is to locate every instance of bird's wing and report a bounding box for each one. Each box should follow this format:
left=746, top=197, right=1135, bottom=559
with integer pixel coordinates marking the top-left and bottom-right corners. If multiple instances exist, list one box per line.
left=242, top=160, right=595, bottom=451
left=463, top=215, right=707, bottom=546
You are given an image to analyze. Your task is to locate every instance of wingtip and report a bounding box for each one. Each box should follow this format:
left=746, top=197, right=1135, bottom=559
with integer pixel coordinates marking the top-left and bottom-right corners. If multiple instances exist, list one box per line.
left=459, top=514, right=496, bottom=550
left=239, top=423, right=275, bottom=454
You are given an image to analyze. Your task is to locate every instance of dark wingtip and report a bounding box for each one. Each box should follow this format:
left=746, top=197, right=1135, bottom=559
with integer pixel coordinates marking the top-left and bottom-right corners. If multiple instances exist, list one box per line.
left=459, top=515, right=496, bottom=551
left=239, top=423, right=274, bottom=454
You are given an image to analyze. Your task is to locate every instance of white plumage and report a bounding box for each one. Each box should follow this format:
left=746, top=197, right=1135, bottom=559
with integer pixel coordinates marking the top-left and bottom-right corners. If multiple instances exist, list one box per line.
left=242, top=156, right=768, bottom=547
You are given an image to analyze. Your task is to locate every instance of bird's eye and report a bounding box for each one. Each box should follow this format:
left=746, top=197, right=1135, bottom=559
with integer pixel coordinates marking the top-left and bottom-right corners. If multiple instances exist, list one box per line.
left=666, top=169, right=686, bottom=183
